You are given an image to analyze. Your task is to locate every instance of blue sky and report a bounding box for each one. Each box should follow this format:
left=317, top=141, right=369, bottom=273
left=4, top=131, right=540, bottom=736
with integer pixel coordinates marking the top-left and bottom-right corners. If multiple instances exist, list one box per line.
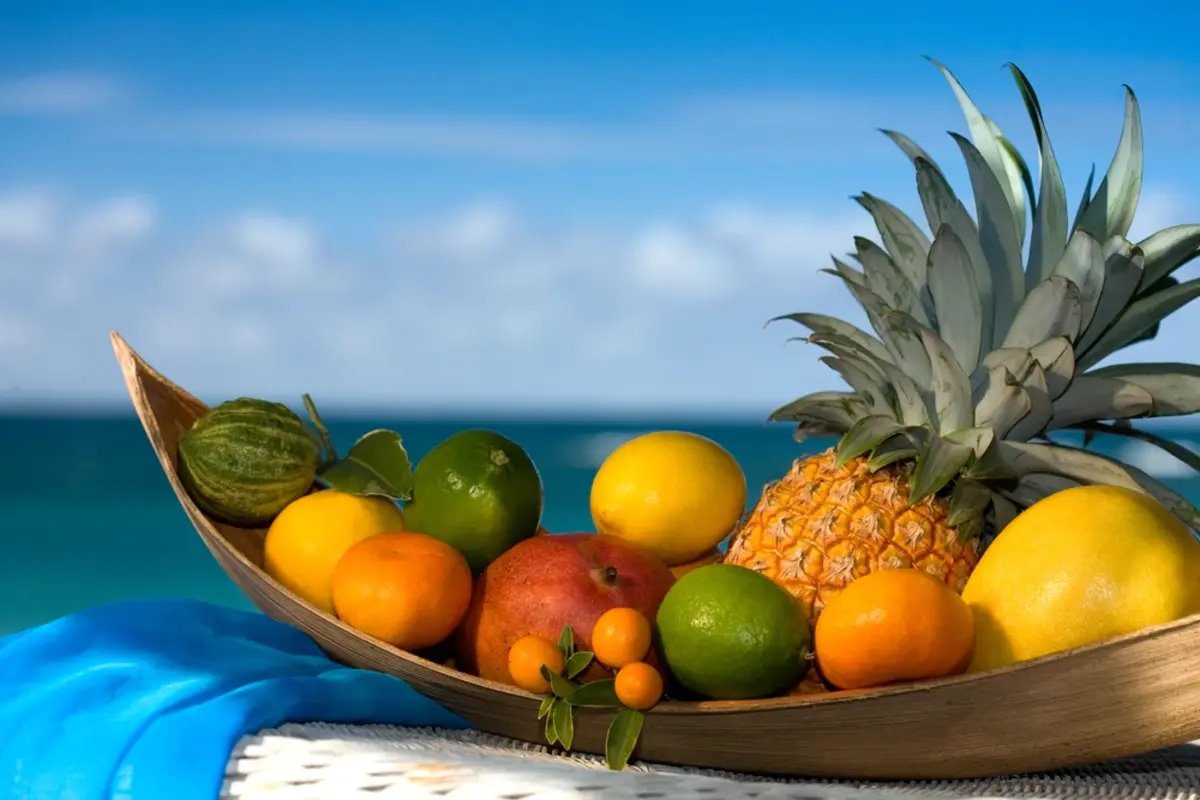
left=1, top=0, right=1197, bottom=414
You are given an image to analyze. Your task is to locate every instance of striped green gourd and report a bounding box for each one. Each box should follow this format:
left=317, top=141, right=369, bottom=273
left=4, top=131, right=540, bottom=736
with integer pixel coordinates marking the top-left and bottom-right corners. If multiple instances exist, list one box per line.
left=177, top=397, right=322, bottom=526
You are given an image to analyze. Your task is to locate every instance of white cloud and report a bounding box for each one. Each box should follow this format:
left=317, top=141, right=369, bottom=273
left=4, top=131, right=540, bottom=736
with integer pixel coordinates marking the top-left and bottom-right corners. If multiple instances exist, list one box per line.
left=0, top=188, right=60, bottom=248
left=5, top=183, right=1195, bottom=413
left=0, top=73, right=131, bottom=115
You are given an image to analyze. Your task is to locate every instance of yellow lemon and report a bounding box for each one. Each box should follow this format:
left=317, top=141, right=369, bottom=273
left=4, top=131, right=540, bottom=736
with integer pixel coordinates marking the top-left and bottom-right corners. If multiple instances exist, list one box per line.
left=263, top=489, right=406, bottom=614
left=962, top=484, right=1200, bottom=673
left=590, top=431, right=746, bottom=565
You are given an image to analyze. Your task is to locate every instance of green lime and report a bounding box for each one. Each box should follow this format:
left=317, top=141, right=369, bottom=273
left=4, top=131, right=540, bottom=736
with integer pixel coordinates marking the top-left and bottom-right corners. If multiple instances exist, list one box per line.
left=404, top=429, right=544, bottom=574
left=655, top=563, right=811, bottom=700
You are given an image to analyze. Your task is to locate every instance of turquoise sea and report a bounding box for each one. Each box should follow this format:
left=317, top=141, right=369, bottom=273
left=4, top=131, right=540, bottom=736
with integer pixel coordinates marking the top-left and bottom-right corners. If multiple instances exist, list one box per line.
left=2, top=413, right=1198, bottom=637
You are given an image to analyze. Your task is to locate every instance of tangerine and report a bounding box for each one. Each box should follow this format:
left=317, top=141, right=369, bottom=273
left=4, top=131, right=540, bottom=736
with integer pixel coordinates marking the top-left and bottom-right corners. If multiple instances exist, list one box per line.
left=330, top=531, right=473, bottom=651
left=264, top=489, right=407, bottom=614
left=591, top=607, right=652, bottom=669
left=507, top=635, right=564, bottom=693
left=614, top=661, right=664, bottom=710
left=814, top=568, right=974, bottom=690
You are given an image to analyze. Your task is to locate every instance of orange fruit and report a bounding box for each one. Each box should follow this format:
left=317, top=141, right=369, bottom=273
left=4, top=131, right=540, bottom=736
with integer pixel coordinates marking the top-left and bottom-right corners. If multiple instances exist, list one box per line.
left=264, top=489, right=407, bottom=614
left=331, top=531, right=473, bottom=651
left=814, top=568, right=974, bottom=691
left=614, top=661, right=663, bottom=710
left=507, top=635, right=564, bottom=693
left=591, top=607, right=652, bottom=669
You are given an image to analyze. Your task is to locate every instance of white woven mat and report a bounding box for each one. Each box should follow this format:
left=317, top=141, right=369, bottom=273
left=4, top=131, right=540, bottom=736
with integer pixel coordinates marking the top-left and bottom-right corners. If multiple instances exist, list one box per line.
left=223, top=723, right=1200, bottom=800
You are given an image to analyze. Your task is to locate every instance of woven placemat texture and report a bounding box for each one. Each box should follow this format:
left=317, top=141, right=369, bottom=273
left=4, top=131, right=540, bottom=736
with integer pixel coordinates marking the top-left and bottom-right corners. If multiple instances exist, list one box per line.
left=223, top=723, right=1200, bottom=800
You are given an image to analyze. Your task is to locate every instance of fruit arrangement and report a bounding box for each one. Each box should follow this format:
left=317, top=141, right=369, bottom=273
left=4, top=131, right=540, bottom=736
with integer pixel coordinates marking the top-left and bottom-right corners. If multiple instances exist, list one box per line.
left=166, top=58, right=1200, bottom=773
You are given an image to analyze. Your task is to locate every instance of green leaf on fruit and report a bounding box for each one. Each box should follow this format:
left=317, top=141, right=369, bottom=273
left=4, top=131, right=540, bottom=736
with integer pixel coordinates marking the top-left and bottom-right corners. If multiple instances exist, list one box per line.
left=540, top=665, right=578, bottom=699
left=301, top=393, right=338, bottom=464
left=605, top=708, right=645, bottom=771
left=564, top=651, right=594, bottom=679
left=537, top=694, right=556, bottom=720
left=558, top=624, right=575, bottom=658
left=567, top=678, right=620, bottom=708
left=544, top=702, right=560, bottom=746
left=317, top=429, right=414, bottom=501
left=552, top=699, right=575, bottom=750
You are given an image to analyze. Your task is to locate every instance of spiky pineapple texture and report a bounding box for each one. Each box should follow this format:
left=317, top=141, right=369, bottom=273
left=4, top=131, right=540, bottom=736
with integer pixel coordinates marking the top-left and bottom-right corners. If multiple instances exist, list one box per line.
left=770, top=58, right=1200, bottom=538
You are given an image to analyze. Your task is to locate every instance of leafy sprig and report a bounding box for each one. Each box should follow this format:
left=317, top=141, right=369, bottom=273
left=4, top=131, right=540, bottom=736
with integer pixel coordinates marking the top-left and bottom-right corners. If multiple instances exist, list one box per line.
left=301, top=393, right=415, bottom=501
left=536, top=624, right=648, bottom=770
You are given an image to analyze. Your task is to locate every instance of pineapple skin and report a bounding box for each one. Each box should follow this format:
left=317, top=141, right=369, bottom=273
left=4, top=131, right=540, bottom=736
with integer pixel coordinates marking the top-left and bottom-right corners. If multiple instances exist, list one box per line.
left=724, top=447, right=980, bottom=626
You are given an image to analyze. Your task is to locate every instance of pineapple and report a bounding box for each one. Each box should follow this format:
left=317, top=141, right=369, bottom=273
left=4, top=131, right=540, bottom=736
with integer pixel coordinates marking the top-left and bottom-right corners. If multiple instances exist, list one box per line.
left=725, top=59, right=1200, bottom=629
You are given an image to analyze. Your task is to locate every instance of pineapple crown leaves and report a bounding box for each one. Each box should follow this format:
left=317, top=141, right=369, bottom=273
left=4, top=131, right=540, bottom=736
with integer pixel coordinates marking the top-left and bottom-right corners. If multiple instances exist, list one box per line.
left=535, top=624, right=648, bottom=771
left=769, top=58, right=1200, bottom=538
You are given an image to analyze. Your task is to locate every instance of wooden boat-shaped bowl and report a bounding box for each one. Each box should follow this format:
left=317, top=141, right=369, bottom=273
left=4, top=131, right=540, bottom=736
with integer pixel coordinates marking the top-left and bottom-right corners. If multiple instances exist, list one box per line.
left=111, top=330, right=1200, bottom=781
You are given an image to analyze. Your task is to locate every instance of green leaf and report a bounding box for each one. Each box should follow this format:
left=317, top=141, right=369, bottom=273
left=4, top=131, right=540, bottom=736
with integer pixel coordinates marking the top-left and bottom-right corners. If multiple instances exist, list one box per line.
left=808, top=333, right=927, bottom=425
left=973, top=366, right=1032, bottom=439
left=301, top=393, right=338, bottom=464
left=1046, top=375, right=1153, bottom=431
left=911, top=321, right=973, bottom=433
left=1028, top=337, right=1075, bottom=400
left=985, top=117, right=1032, bottom=249
left=1076, top=238, right=1144, bottom=355
left=567, top=678, right=622, bottom=708
left=1120, top=462, right=1200, bottom=531
left=997, top=440, right=1147, bottom=494
left=1007, top=363, right=1053, bottom=442
left=880, top=128, right=944, bottom=174
left=856, top=236, right=932, bottom=327
left=770, top=313, right=895, bottom=365
left=909, top=434, right=974, bottom=504
left=867, top=432, right=921, bottom=472
left=552, top=697, right=575, bottom=750
left=317, top=429, right=414, bottom=501
left=828, top=276, right=933, bottom=391
left=912, top=157, right=996, bottom=353
left=1085, top=362, right=1200, bottom=416
left=767, top=391, right=863, bottom=430
left=1078, top=278, right=1200, bottom=369
left=605, top=707, right=646, bottom=771
left=1051, top=229, right=1106, bottom=336
left=1072, top=421, right=1200, bottom=474
left=544, top=700, right=560, bottom=745
left=540, top=665, right=579, bottom=699
left=1076, top=87, right=1143, bottom=243
left=564, top=651, right=594, bottom=680
left=944, top=425, right=995, bottom=460
left=948, top=478, right=991, bottom=543
left=558, top=624, right=575, bottom=658
left=835, top=415, right=905, bottom=467
left=949, top=131, right=1025, bottom=339
left=537, top=694, right=556, bottom=720
left=1005, top=473, right=1081, bottom=509
left=819, top=356, right=897, bottom=421
left=929, top=57, right=1025, bottom=250
left=1136, top=224, right=1200, bottom=293
left=1072, top=164, right=1096, bottom=232
left=927, top=222, right=983, bottom=374
left=975, top=348, right=1035, bottom=393
left=853, top=193, right=933, bottom=307
left=825, top=256, right=869, bottom=289
left=1009, top=63, right=1068, bottom=291
left=1002, top=276, right=1082, bottom=350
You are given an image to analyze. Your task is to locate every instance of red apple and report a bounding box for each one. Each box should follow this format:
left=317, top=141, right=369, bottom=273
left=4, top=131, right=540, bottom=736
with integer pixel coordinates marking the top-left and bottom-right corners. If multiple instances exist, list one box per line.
left=454, top=532, right=676, bottom=686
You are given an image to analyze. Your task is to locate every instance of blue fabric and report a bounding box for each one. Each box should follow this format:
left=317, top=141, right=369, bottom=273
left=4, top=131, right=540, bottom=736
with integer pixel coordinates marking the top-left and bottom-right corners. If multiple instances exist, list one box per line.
left=0, top=599, right=472, bottom=800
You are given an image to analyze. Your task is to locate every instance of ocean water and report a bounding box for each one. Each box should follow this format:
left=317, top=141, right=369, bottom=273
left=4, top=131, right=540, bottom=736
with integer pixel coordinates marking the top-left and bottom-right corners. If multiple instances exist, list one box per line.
left=1, top=413, right=1197, bottom=637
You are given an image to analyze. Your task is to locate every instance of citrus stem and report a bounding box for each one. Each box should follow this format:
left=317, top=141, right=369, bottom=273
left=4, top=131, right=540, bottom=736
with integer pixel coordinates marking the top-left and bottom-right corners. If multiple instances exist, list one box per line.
left=302, top=393, right=339, bottom=464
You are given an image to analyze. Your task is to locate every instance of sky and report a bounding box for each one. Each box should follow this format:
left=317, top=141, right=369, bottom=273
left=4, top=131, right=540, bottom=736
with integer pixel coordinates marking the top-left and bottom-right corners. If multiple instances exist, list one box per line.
left=1, top=0, right=1198, bottom=416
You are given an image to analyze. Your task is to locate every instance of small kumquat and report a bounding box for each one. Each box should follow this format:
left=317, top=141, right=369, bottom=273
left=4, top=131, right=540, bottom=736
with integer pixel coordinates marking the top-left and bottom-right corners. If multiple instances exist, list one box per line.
left=591, top=607, right=652, bottom=669
left=614, top=661, right=663, bottom=710
left=507, top=635, right=564, bottom=693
